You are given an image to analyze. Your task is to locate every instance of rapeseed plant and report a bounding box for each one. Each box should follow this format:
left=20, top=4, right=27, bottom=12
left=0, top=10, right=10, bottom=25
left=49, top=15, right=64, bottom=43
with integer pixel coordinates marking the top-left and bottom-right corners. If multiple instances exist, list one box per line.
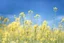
left=0, top=10, right=64, bottom=43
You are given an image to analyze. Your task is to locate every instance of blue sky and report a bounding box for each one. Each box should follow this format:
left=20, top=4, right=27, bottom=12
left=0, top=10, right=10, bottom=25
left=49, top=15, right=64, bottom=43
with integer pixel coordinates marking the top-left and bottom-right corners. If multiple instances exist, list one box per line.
left=0, top=0, right=64, bottom=27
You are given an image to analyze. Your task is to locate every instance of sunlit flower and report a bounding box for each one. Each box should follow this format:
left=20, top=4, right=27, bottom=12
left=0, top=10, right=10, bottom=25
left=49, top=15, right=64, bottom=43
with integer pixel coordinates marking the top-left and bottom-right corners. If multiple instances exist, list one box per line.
left=24, top=20, right=32, bottom=25
left=20, top=12, right=25, bottom=18
left=0, top=10, right=64, bottom=43
left=34, top=24, right=38, bottom=29
left=34, top=14, right=40, bottom=19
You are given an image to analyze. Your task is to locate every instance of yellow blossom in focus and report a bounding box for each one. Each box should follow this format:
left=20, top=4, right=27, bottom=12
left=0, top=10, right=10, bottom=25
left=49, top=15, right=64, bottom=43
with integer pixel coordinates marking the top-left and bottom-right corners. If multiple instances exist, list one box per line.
left=34, top=24, right=38, bottom=29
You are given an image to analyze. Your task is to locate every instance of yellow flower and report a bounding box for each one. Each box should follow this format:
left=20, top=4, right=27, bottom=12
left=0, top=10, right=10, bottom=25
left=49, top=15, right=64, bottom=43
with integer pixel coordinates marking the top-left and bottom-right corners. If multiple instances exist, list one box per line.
left=15, top=17, right=20, bottom=22
left=24, top=20, right=32, bottom=25
left=10, top=41, right=16, bottom=43
left=34, top=24, right=38, bottom=29
left=54, top=30, right=60, bottom=34
left=40, top=41, right=42, bottom=43
left=24, top=41, right=28, bottom=43
left=2, top=38, right=7, bottom=41
left=40, top=37, right=45, bottom=41
left=0, top=29, right=3, bottom=33
left=42, top=20, right=48, bottom=25
left=2, top=40, right=5, bottom=43
left=20, top=12, right=25, bottom=18
left=3, top=18, right=9, bottom=23
left=36, top=34, right=41, bottom=40
left=14, top=30, right=19, bottom=36
left=41, top=20, right=48, bottom=30
left=50, top=38, right=56, bottom=41
left=7, top=21, right=20, bottom=31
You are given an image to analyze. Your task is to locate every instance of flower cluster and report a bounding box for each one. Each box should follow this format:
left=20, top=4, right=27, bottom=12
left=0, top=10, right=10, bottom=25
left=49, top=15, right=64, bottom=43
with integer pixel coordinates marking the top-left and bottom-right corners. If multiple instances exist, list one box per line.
left=0, top=10, right=64, bottom=43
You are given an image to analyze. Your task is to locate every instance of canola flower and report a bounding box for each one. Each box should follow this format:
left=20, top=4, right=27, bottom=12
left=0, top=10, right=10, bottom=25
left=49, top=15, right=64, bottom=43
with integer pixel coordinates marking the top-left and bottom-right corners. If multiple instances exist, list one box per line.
left=53, top=7, right=58, bottom=12
left=0, top=10, right=64, bottom=43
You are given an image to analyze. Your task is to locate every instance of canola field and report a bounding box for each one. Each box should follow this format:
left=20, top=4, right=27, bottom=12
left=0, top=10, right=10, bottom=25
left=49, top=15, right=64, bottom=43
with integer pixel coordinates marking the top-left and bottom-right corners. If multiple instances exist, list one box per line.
left=0, top=10, right=64, bottom=43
